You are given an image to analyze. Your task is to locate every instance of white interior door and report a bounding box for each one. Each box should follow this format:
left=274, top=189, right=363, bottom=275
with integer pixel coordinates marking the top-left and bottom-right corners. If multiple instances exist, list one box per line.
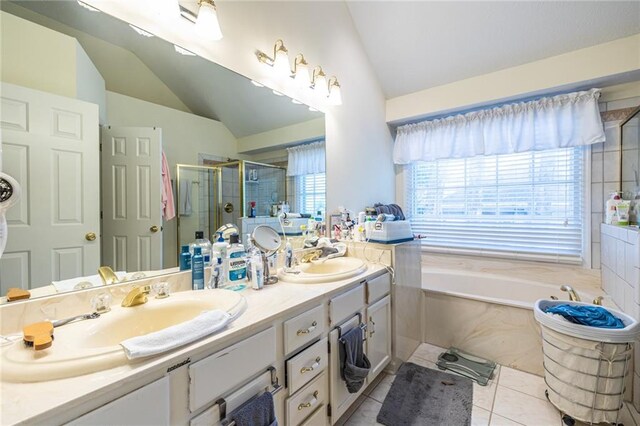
left=0, top=82, right=100, bottom=293
left=101, top=126, right=162, bottom=272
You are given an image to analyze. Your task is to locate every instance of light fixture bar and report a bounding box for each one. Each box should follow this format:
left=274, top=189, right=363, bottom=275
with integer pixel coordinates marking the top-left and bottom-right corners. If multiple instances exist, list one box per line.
left=179, top=5, right=198, bottom=23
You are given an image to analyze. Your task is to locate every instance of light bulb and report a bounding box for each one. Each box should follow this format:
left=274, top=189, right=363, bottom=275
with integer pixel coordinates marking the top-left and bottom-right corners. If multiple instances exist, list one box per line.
left=294, top=63, right=311, bottom=88
left=314, top=75, right=328, bottom=98
left=328, top=78, right=342, bottom=106
left=273, top=50, right=290, bottom=76
left=196, top=0, right=223, bottom=41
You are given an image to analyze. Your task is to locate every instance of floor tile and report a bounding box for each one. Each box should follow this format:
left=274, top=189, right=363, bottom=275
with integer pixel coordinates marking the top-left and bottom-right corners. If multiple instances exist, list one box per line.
left=363, top=372, right=386, bottom=397
left=412, top=342, right=446, bottom=363
left=489, top=414, right=524, bottom=426
left=407, top=355, right=437, bottom=369
left=335, top=394, right=367, bottom=426
left=492, top=386, right=561, bottom=426
left=344, top=397, right=383, bottom=426
left=498, top=367, right=546, bottom=401
left=472, top=406, right=491, bottom=426
left=368, top=374, right=395, bottom=403
left=473, top=376, right=499, bottom=412
left=627, top=401, right=640, bottom=426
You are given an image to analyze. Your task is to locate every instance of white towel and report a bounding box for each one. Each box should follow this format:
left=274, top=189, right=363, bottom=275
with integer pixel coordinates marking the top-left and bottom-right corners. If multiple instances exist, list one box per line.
left=52, top=271, right=127, bottom=293
left=179, top=178, right=192, bottom=216
left=120, top=310, right=231, bottom=360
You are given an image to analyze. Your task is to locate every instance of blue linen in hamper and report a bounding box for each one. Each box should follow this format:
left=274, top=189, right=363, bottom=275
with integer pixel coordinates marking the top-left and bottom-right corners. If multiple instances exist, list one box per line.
left=544, top=304, right=625, bottom=329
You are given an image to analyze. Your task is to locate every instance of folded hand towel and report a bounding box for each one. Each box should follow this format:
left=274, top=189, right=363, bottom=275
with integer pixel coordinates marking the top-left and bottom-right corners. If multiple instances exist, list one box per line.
left=339, top=326, right=371, bottom=393
left=121, top=310, right=231, bottom=359
left=52, top=271, right=127, bottom=293
left=227, top=391, right=278, bottom=426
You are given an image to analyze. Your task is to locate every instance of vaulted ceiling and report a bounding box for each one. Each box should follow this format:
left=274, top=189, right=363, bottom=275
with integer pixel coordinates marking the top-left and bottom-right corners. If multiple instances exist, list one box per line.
left=346, top=1, right=640, bottom=99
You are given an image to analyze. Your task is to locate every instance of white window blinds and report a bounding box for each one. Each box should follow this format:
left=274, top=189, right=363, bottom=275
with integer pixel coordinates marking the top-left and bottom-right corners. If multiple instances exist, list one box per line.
left=406, top=147, right=585, bottom=262
left=298, top=173, right=326, bottom=215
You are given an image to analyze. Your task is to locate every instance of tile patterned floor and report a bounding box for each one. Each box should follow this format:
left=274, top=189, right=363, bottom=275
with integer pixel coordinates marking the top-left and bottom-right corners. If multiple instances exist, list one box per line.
left=338, top=343, right=639, bottom=426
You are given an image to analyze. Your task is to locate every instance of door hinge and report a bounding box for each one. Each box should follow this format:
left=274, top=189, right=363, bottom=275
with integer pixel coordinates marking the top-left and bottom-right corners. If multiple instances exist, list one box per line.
left=327, top=339, right=331, bottom=354
left=99, top=142, right=102, bottom=152
left=327, top=404, right=332, bottom=417
left=100, top=211, right=103, bottom=219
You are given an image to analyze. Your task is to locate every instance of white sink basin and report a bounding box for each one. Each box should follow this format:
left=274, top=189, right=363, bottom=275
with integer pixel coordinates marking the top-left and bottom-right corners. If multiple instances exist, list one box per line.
left=1, top=289, right=245, bottom=382
left=278, top=257, right=367, bottom=284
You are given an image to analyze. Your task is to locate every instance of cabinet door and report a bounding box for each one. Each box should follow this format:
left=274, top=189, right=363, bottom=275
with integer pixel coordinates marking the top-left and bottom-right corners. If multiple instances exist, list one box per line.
left=69, top=376, right=170, bottom=426
left=367, top=295, right=391, bottom=379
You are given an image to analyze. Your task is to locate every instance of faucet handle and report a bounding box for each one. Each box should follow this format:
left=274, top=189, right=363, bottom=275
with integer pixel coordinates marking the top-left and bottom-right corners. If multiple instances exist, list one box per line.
left=91, top=292, right=112, bottom=313
left=152, top=282, right=170, bottom=299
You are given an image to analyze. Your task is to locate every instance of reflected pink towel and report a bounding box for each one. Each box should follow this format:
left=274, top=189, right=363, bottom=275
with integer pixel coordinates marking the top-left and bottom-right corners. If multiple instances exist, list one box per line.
left=162, top=151, right=176, bottom=220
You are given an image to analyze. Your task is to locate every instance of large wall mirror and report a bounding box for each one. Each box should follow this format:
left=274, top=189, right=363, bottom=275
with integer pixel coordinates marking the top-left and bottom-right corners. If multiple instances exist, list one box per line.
left=0, top=1, right=326, bottom=301
left=622, top=107, right=640, bottom=209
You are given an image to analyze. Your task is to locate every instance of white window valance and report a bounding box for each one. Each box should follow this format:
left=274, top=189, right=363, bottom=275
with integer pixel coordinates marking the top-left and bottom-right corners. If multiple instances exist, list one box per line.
left=287, top=141, right=325, bottom=176
left=393, top=89, right=605, bottom=164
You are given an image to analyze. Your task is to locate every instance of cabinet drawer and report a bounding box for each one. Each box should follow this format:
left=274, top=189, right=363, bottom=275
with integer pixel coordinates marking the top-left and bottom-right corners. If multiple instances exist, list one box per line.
left=367, top=273, right=391, bottom=304
left=300, top=405, right=327, bottom=426
left=189, top=327, right=276, bottom=412
left=284, top=305, right=325, bottom=355
left=287, top=337, right=328, bottom=394
left=330, top=284, right=364, bottom=326
left=286, top=372, right=328, bottom=426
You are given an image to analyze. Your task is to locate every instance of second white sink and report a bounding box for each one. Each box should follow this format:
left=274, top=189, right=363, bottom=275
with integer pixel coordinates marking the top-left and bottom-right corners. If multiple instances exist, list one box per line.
left=278, top=257, right=367, bottom=284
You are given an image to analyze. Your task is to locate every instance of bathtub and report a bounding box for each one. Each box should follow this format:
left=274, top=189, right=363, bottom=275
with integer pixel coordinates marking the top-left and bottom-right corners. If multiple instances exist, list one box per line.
left=421, top=268, right=595, bottom=375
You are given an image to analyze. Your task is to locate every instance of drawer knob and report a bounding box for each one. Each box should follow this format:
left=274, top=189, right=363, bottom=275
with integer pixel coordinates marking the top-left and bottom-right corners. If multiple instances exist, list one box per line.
left=296, top=321, right=317, bottom=336
left=300, top=357, right=321, bottom=373
left=298, top=391, right=319, bottom=410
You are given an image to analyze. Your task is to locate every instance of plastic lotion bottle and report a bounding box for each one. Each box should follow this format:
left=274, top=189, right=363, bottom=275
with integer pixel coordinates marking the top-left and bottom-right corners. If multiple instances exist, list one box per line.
left=226, top=233, right=246, bottom=290
left=180, top=245, right=191, bottom=271
left=192, top=246, right=205, bottom=290
left=191, top=231, right=212, bottom=266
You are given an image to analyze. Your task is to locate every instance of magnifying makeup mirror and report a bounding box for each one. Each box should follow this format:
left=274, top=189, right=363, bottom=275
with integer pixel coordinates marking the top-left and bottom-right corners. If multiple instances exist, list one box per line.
left=251, top=225, right=282, bottom=285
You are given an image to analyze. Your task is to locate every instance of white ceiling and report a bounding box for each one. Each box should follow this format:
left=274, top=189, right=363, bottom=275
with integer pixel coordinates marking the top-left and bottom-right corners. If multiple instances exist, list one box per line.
left=5, top=1, right=323, bottom=138
left=347, top=1, right=640, bottom=99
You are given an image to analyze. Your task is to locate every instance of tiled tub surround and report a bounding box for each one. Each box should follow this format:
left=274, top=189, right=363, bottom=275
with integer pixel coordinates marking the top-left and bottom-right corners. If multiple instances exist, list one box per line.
left=601, top=223, right=640, bottom=411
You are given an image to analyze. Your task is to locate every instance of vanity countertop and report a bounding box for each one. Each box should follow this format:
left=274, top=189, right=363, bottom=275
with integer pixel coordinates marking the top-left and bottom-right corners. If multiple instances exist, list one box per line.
left=0, top=263, right=387, bottom=425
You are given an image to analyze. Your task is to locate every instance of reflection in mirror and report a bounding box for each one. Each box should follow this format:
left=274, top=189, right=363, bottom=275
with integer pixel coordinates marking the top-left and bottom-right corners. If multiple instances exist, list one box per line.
left=621, top=108, right=640, bottom=224
left=0, top=1, right=325, bottom=302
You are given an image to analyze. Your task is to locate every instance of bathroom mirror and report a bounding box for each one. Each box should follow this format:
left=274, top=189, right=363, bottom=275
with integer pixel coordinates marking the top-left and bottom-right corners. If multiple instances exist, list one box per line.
left=0, top=1, right=326, bottom=301
left=621, top=107, right=640, bottom=212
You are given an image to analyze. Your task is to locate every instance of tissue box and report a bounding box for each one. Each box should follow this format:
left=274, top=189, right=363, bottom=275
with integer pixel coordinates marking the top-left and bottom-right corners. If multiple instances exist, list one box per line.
left=367, top=220, right=414, bottom=244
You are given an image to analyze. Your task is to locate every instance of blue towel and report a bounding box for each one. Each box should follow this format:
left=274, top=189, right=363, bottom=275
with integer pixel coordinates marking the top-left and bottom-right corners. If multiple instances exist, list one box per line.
left=227, top=391, right=278, bottom=426
left=545, top=304, right=625, bottom=329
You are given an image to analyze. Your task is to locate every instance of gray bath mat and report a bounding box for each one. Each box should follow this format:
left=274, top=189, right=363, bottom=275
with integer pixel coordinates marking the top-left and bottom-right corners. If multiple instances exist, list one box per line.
left=377, top=362, right=473, bottom=426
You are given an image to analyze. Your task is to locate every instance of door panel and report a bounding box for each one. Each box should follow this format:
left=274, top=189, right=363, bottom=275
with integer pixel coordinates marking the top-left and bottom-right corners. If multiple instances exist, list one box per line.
left=0, top=83, right=100, bottom=293
left=367, top=295, right=392, bottom=379
left=101, top=126, right=162, bottom=272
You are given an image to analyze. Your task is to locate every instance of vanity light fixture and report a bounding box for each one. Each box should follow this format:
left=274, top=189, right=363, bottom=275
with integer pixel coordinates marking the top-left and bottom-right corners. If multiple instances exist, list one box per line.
left=174, top=45, right=197, bottom=56
left=292, top=54, right=311, bottom=88
left=257, top=39, right=290, bottom=76
left=76, top=1, right=99, bottom=12
left=129, top=24, right=154, bottom=38
left=327, top=76, right=342, bottom=106
left=179, top=0, right=223, bottom=41
left=311, top=66, right=329, bottom=98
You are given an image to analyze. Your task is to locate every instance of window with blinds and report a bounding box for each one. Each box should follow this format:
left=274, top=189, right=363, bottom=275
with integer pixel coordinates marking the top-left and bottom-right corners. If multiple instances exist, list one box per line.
left=298, top=173, right=326, bottom=214
left=406, top=147, right=585, bottom=262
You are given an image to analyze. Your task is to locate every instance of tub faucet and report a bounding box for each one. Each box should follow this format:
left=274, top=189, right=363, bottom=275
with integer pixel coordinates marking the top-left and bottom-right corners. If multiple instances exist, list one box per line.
left=560, top=285, right=581, bottom=302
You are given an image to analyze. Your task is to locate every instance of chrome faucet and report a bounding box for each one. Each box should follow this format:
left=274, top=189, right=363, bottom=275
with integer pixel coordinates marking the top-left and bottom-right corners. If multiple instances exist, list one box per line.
left=560, top=285, right=581, bottom=302
left=98, top=266, right=120, bottom=285
left=121, top=285, right=151, bottom=307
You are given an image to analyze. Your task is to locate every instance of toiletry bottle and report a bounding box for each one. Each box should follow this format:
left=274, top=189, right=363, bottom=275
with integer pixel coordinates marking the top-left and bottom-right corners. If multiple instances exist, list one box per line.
left=226, top=233, right=247, bottom=289
left=249, top=201, right=256, bottom=218
left=180, top=245, right=191, bottom=271
left=284, top=240, right=294, bottom=270
left=192, top=246, right=205, bottom=290
left=212, top=232, right=228, bottom=273
left=245, top=233, right=259, bottom=282
left=315, top=211, right=323, bottom=236
left=251, top=251, right=264, bottom=290
left=207, top=257, right=223, bottom=289
left=606, top=192, right=622, bottom=225
left=190, top=231, right=212, bottom=266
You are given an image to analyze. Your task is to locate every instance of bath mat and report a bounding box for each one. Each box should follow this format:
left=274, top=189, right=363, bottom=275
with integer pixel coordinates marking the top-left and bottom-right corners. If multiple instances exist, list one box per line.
left=436, top=347, right=497, bottom=386
left=376, top=362, right=473, bottom=426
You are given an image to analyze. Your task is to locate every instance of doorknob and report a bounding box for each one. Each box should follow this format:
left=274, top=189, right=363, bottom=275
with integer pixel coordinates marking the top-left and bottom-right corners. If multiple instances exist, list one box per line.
left=150, top=225, right=159, bottom=233
left=85, top=232, right=97, bottom=241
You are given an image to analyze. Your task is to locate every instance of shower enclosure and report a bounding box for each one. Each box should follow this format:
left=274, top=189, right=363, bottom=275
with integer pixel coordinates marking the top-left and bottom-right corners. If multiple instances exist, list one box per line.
left=176, top=161, right=286, bottom=259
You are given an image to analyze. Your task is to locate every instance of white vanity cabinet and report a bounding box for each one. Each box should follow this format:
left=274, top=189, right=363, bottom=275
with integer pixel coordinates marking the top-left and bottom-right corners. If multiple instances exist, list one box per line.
left=367, top=295, right=392, bottom=379
left=68, top=376, right=171, bottom=426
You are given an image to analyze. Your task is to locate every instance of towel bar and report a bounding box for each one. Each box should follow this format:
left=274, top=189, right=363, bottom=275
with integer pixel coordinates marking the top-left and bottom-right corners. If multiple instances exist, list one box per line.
left=216, top=366, right=282, bottom=426
left=336, top=312, right=367, bottom=343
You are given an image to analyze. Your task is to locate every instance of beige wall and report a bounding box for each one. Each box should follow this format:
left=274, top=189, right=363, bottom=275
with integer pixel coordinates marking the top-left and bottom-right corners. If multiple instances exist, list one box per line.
left=105, top=91, right=239, bottom=267
left=0, top=11, right=77, bottom=98
left=237, top=117, right=325, bottom=154
left=387, top=33, right=640, bottom=123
